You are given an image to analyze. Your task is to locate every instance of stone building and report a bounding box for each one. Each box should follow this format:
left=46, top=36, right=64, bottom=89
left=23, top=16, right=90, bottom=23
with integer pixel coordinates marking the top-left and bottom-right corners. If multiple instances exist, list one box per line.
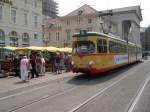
left=108, top=5, right=142, bottom=45
left=0, top=0, right=43, bottom=47
left=43, top=4, right=142, bottom=48
left=43, top=17, right=62, bottom=47
left=60, top=4, right=117, bottom=47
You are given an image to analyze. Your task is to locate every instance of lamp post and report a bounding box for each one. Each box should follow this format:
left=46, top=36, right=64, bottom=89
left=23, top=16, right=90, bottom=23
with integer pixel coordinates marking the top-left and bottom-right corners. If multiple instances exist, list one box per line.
left=99, top=11, right=113, bottom=34
left=100, top=19, right=105, bottom=33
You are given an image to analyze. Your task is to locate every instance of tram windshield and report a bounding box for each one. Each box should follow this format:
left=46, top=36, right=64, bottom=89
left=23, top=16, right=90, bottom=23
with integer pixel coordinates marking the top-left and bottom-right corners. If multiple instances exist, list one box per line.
left=73, top=41, right=95, bottom=54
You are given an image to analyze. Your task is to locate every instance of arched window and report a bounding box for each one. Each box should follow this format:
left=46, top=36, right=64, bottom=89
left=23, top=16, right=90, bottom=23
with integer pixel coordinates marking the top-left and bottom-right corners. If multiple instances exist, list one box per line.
left=22, top=33, right=29, bottom=46
left=9, top=31, right=18, bottom=47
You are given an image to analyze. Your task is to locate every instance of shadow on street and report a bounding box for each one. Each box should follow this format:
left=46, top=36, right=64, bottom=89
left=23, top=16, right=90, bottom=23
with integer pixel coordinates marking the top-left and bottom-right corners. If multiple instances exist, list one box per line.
left=67, top=62, right=142, bottom=86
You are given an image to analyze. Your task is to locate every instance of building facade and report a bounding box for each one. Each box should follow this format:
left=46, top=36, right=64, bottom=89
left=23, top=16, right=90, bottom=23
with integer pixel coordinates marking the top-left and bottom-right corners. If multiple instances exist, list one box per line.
left=43, top=4, right=117, bottom=47
left=109, top=6, right=142, bottom=46
left=43, top=4, right=142, bottom=48
left=61, top=4, right=118, bottom=47
left=43, top=17, right=62, bottom=47
left=0, top=0, right=43, bottom=47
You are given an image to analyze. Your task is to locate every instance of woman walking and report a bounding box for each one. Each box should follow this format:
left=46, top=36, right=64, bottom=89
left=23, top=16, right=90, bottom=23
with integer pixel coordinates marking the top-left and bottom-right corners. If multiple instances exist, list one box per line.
left=20, top=56, right=29, bottom=82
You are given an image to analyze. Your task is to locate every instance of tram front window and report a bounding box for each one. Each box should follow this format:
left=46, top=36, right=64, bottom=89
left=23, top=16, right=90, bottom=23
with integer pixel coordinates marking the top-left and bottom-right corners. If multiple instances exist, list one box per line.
left=73, top=41, right=95, bottom=54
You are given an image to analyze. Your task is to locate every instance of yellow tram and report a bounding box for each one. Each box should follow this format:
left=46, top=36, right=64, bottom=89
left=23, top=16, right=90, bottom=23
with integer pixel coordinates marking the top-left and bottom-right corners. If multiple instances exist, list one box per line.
left=72, top=31, right=142, bottom=74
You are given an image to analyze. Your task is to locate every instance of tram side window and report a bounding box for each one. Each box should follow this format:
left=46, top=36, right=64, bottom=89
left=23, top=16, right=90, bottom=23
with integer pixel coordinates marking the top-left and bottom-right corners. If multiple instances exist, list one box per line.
left=97, top=39, right=107, bottom=53
left=109, top=41, right=127, bottom=53
left=109, top=41, right=117, bottom=53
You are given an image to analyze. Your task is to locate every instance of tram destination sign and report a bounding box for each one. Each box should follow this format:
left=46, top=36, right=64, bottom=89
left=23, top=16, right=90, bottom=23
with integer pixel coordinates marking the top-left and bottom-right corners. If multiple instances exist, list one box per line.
left=0, top=0, right=12, bottom=5
left=77, top=30, right=88, bottom=41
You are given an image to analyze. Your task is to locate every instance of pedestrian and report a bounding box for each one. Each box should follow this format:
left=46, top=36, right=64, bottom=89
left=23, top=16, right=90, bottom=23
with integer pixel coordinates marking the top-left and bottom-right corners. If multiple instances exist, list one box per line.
left=36, top=54, right=42, bottom=75
left=59, top=52, right=64, bottom=74
left=30, top=53, right=39, bottom=78
left=68, top=54, right=72, bottom=72
left=41, top=56, right=45, bottom=75
left=64, top=53, right=69, bottom=72
left=54, top=52, right=61, bottom=74
left=51, top=54, right=55, bottom=73
left=13, top=56, right=19, bottom=77
left=18, top=54, right=23, bottom=78
left=20, top=56, right=29, bottom=82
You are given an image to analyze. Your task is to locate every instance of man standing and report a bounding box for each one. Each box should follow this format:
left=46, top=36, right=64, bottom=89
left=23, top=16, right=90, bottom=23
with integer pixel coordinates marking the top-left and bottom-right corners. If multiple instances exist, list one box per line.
left=54, top=52, right=61, bottom=74
left=20, top=56, right=29, bottom=82
left=30, top=53, right=39, bottom=78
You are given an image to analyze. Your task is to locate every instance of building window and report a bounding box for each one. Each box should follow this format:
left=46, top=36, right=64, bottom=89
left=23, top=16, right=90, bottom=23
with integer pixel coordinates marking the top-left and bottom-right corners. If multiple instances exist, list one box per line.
left=9, top=31, right=18, bottom=47
left=22, top=33, right=29, bottom=44
left=34, top=34, right=38, bottom=39
left=24, top=0, right=27, bottom=5
left=88, top=19, right=92, bottom=24
left=56, top=32, right=59, bottom=41
left=34, top=1, right=37, bottom=8
left=49, top=32, right=51, bottom=41
left=0, top=29, right=5, bottom=44
left=33, top=15, right=38, bottom=27
left=11, top=8, right=17, bottom=24
left=77, top=17, right=81, bottom=24
left=66, top=29, right=71, bottom=41
left=24, top=13, right=28, bottom=25
left=67, top=20, right=70, bottom=26
left=0, top=6, right=3, bottom=20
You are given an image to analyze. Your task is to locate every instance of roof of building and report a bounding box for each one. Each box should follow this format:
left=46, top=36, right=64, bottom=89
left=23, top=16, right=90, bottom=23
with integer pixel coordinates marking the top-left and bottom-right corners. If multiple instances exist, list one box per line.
left=64, top=4, right=98, bottom=17
left=63, top=4, right=142, bottom=21
left=100, top=5, right=142, bottom=21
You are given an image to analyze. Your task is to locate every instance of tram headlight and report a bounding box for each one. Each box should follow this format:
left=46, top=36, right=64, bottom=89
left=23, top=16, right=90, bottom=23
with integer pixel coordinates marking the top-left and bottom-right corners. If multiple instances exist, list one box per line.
left=89, top=60, right=94, bottom=65
left=71, top=61, right=74, bottom=65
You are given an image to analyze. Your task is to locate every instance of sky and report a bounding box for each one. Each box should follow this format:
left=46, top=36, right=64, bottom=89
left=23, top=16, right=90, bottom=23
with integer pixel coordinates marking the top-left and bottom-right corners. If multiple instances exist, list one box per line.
left=56, top=0, right=149, bottom=27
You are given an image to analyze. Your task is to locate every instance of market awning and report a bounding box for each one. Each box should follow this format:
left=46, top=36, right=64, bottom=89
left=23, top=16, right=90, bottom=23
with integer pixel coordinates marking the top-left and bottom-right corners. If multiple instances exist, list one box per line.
left=59, top=47, right=72, bottom=53
left=15, top=47, right=29, bottom=51
left=45, top=47, right=60, bottom=52
left=15, top=46, right=72, bottom=53
left=1, top=46, right=17, bottom=51
left=26, top=46, right=45, bottom=51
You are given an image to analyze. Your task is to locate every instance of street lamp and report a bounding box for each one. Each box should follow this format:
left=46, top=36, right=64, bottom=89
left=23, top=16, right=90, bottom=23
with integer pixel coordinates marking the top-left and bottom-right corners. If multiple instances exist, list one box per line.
left=100, top=19, right=105, bottom=33
left=99, top=10, right=113, bottom=34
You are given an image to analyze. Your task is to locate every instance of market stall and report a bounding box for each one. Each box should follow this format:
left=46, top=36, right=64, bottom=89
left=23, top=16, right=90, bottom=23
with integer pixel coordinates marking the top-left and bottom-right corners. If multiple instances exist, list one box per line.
left=0, top=46, right=17, bottom=77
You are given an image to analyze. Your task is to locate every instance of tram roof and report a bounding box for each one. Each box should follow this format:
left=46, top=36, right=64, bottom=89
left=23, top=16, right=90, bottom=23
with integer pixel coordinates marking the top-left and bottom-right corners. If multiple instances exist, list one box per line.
left=73, top=31, right=135, bottom=45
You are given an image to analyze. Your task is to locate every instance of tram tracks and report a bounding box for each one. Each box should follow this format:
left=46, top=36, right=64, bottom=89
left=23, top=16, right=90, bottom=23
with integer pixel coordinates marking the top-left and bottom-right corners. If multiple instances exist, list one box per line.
left=68, top=71, right=137, bottom=112
left=0, top=74, right=75, bottom=99
left=9, top=86, right=78, bottom=112
left=1, top=62, right=147, bottom=112
left=68, top=62, right=150, bottom=112
left=1, top=75, right=91, bottom=112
